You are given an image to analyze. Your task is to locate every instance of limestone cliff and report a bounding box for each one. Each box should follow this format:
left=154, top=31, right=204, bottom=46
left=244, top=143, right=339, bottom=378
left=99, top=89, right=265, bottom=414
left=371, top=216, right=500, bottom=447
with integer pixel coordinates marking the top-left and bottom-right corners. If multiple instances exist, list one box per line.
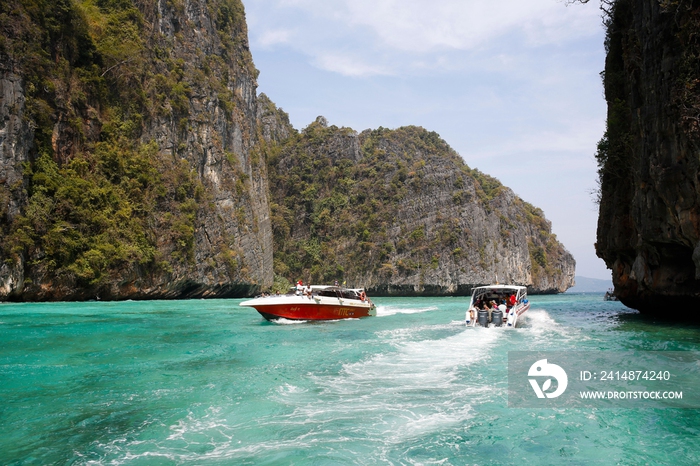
left=0, top=0, right=272, bottom=300
left=268, top=117, right=575, bottom=295
left=0, top=0, right=574, bottom=301
left=595, top=0, right=700, bottom=315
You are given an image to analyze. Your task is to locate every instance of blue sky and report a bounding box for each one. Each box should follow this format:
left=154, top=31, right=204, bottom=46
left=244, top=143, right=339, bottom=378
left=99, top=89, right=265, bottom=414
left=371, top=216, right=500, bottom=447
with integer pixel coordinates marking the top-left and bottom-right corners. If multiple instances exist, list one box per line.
left=244, top=0, right=610, bottom=280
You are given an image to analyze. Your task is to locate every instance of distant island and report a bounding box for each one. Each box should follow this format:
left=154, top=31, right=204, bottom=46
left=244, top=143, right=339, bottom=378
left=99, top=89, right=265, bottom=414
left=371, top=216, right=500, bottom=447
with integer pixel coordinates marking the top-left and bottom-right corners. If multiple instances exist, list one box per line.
left=566, top=276, right=613, bottom=293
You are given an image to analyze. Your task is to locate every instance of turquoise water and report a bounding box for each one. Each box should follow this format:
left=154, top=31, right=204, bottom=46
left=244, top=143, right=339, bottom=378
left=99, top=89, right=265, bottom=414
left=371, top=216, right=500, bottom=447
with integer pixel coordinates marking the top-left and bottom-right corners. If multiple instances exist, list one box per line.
left=1, top=294, right=699, bottom=465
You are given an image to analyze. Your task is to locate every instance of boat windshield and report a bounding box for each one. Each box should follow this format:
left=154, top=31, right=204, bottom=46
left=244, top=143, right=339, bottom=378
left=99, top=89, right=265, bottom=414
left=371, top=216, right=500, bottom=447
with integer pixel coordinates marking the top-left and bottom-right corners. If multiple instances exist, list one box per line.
left=316, top=287, right=362, bottom=300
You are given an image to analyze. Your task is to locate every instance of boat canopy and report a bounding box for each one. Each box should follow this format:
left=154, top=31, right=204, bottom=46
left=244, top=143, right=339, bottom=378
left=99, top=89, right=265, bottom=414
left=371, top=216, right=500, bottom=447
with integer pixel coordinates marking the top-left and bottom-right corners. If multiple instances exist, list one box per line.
left=288, top=285, right=366, bottom=300
left=470, top=285, right=527, bottom=305
left=315, top=286, right=364, bottom=300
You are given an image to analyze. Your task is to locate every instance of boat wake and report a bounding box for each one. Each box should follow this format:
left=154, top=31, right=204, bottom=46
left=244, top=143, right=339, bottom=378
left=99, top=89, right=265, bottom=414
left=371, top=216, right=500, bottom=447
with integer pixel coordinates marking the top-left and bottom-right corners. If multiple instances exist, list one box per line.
left=269, top=324, right=505, bottom=450
left=269, top=317, right=308, bottom=325
left=376, top=305, right=438, bottom=317
left=516, top=309, right=590, bottom=347
left=84, top=316, right=510, bottom=463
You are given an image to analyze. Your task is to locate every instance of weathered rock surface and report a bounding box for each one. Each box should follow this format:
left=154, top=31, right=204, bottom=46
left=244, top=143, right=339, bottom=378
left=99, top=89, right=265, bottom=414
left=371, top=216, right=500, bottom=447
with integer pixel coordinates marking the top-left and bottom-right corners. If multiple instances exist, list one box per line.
left=0, top=70, right=30, bottom=297
left=268, top=118, right=575, bottom=295
left=0, top=0, right=272, bottom=300
left=596, top=0, right=700, bottom=316
left=0, top=0, right=574, bottom=301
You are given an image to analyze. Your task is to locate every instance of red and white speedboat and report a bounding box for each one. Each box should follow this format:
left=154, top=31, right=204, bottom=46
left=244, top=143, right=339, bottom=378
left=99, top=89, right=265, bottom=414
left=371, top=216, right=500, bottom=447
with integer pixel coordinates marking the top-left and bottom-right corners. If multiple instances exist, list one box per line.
left=240, top=285, right=376, bottom=321
left=465, top=284, right=530, bottom=328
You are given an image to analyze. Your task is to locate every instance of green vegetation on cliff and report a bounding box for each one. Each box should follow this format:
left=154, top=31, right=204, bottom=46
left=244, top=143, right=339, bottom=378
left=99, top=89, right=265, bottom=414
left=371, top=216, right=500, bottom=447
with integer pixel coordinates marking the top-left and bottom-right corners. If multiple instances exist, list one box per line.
left=595, top=0, right=700, bottom=197
left=595, top=0, right=700, bottom=313
left=267, top=119, right=573, bottom=292
left=1, top=1, right=573, bottom=298
left=1, top=0, right=253, bottom=294
left=267, top=122, right=441, bottom=284
left=594, top=0, right=633, bottom=198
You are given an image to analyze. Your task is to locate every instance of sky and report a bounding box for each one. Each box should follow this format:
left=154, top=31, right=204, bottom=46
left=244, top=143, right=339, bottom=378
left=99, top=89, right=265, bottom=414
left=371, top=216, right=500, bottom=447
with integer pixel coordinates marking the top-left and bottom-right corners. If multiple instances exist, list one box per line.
left=243, top=0, right=611, bottom=280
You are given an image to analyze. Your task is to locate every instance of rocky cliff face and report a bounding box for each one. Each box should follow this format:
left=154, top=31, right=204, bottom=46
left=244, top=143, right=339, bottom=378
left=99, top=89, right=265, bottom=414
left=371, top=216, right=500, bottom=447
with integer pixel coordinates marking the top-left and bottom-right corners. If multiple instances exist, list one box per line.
left=0, top=0, right=574, bottom=301
left=268, top=118, right=575, bottom=295
left=0, top=67, right=29, bottom=295
left=0, top=0, right=272, bottom=300
left=595, top=0, right=700, bottom=315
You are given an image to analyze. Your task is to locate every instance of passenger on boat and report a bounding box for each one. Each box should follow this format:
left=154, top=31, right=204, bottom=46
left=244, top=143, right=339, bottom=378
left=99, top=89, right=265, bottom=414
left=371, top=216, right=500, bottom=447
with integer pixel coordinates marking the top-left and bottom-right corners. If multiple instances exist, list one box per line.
left=488, top=300, right=498, bottom=322
left=509, top=294, right=516, bottom=307
left=296, top=280, right=304, bottom=295
left=360, top=290, right=367, bottom=302
left=304, top=284, right=313, bottom=298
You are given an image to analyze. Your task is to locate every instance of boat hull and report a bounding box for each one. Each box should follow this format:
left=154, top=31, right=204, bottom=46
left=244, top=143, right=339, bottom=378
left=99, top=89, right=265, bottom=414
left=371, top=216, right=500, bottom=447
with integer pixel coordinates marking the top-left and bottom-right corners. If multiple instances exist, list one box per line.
left=240, top=295, right=376, bottom=321
left=511, top=302, right=530, bottom=320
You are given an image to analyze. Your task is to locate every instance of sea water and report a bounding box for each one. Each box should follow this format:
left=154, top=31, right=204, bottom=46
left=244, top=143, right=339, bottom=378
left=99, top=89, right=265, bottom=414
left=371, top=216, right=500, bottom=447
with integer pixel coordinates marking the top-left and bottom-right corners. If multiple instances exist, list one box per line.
left=1, top=294, right=699, bottom=465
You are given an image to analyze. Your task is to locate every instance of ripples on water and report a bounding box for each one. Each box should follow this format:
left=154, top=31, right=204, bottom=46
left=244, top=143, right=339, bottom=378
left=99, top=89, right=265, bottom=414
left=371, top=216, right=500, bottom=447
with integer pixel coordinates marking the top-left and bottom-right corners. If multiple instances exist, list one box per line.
left=1, top=294, right=699, bottom=464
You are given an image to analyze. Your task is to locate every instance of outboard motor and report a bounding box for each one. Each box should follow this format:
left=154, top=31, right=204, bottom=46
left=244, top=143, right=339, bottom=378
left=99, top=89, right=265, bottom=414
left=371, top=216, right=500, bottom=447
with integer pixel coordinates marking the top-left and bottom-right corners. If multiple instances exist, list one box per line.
left=477, top=309, right=489, bottom=327
left=491, top=309, right=503, bottom=327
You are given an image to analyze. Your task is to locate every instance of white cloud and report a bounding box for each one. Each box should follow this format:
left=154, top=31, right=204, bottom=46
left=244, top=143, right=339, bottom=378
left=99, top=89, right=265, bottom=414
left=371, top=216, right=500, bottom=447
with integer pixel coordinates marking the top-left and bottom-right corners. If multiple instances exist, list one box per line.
left=246, top=0, right=603, bottom=76
left=257, top=28, right=294, bottom=48
left=244, top=0, right=611, bottom=278
left=341, top=0, right=595, bottom=52
left=471, top=127, right=602, bottom=164
left=312, top=52, right=394, bottom=77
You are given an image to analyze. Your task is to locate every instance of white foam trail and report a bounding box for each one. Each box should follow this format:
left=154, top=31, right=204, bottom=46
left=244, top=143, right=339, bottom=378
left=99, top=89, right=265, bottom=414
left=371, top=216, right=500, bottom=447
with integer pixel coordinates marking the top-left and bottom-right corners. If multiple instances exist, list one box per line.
left=516, top=309, right=590, bottom=346
left=166, top=407, right=230, bottom=442
left=270, top=318, right=308, bottom=325
left=376, top=305, right=438, bottom=317
left=277, top=383, right=307, bottom=395
left=338, top=326, right=501, bottom=389
left=89, top=323, right=507, bottom=463
left=273, top=325, right=505, bottom=446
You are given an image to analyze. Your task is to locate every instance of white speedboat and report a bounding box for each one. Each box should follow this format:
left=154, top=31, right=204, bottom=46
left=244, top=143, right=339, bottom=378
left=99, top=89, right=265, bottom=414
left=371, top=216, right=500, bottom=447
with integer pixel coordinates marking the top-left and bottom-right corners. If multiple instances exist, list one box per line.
left=465, top=285, right=530, bottom=327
